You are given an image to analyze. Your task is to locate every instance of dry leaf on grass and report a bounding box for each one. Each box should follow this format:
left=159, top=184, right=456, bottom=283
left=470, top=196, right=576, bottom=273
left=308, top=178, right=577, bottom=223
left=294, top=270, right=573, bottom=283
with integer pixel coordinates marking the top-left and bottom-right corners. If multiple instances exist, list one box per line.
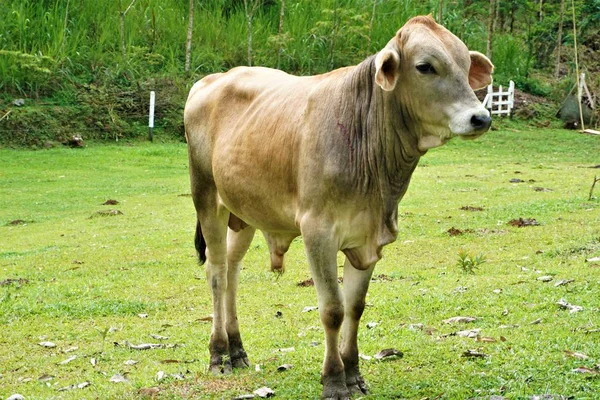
left=374, top=348, right=403, bottom=360
left=138, top=387, right=161, bottom=397
left=156, top=371, right=166, bottom=381
left=571, top=366, right=599, bottom=375
left=110, top=373, right=128, bottom=383
left=537, top=276, right=553, bottom=282
left=58, top=381, right=91, bottom=391
left=564, top=350, right=589, bottom=359
left=277, top=347, right=295, bottom=353
left=233, top=395, right=256, bottom=400
left=443, top=316, right=477, bottom=324
left=58, top=356, right=77, bottom=365
left=297, top=278, right=314, bottom=287
left=476, top=336, right=497, bottom=343
left=366, top=322, right=378, bottom=329
left=462, top=349, right=488, bottom=358
left=586, top=256, right=600, bottom=263
left=38, top=374, right=54, bottom=382
left=554, top=279, right=575, bottom=287
left=277, top=364, right=293, bottom=371
left=39, top=341, right=56, bottom=348
left=7, top=395, right=25, bottom=400
left=124, top=359, right=138, bottom=365
left=302, top=306, right=318, bottom=312
left=254, top=386, right=275, bottom=398
left=150, top=334, right=169, bottom=340
left=557, top=299, right=583, bottom=313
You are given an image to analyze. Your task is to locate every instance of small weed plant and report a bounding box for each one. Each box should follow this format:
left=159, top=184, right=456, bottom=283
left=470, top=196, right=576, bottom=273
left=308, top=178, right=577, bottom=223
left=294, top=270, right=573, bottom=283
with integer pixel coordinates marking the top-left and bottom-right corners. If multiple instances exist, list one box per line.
left=457, top=249, right=486, bottom=274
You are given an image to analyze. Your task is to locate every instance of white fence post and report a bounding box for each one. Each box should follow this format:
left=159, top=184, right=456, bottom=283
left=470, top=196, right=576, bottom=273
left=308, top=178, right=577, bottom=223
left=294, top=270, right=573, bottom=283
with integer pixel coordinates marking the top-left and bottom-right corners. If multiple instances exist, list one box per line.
left=148, top=91, right=155, bottom=142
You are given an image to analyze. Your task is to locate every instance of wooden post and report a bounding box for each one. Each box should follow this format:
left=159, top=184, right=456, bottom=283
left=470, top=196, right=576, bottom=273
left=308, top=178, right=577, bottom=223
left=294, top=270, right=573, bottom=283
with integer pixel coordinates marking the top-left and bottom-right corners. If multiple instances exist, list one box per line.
left=508, top=80, right=515, bottom=117
left=148, top=91, right=155, bottom=142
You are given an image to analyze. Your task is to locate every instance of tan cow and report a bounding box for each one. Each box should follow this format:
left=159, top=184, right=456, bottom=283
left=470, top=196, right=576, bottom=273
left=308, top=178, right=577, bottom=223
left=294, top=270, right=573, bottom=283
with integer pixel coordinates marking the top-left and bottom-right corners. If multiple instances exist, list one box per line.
left=185, top=15, right=493, bottom=399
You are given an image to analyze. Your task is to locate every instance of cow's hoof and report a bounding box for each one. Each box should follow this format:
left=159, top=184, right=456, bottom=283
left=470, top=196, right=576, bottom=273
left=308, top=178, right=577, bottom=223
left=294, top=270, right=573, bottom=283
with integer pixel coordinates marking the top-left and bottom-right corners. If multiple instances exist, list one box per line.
left=231, top=353, right=250, bottom=369
left=321, top=380, right=351, bottom=399
left=347, top=375, right=368, bottom=395
left=209, top=359, right=233, bottom=375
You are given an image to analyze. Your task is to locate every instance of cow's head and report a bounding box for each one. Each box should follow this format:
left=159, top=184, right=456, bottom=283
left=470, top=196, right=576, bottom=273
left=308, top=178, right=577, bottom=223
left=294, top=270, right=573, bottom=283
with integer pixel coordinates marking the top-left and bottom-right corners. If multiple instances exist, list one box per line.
left=375, top=15, right=494, bottom=152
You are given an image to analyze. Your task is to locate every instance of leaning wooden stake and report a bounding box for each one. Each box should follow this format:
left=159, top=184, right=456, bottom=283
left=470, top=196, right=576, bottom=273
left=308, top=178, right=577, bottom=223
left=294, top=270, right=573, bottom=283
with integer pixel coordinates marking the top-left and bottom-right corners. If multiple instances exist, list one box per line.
left=590, top=175, right=600, bottom=201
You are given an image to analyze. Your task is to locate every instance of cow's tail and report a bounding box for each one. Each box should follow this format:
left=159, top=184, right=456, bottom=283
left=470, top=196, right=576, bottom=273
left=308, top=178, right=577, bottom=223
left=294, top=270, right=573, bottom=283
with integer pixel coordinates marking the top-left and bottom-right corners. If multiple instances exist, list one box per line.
left=195, top=221, right=207, bottom=265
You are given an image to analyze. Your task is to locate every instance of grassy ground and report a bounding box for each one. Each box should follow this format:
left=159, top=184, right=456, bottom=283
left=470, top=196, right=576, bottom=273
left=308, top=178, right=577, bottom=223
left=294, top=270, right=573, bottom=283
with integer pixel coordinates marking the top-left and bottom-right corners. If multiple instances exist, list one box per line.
left=1, top=123, right=599, bottom=400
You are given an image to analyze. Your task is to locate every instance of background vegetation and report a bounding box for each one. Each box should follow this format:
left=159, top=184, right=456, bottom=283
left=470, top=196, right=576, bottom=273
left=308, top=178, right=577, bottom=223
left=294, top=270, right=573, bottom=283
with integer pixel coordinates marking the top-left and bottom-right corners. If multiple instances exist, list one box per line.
left=0, top=0, right=599, bottom=146
left=1, top=123, right=599, bottom=399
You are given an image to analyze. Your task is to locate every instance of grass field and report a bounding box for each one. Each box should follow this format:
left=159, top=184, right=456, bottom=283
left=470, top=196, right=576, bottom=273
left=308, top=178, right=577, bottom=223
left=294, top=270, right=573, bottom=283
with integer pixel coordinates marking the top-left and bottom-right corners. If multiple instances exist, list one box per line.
left=1, top=123, right=599, bottom=399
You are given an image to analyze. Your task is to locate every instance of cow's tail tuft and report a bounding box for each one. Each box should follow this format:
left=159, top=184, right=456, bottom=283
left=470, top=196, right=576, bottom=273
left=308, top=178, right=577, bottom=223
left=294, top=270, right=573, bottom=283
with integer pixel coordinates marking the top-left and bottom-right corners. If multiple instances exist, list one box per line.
left=195, top=221, right=207, bottom=265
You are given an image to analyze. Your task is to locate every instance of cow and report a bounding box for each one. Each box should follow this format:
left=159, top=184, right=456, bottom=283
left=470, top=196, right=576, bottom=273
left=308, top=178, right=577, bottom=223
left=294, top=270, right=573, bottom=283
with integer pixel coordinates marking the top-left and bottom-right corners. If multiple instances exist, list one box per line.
left=184, top=15, right=493, bottom=399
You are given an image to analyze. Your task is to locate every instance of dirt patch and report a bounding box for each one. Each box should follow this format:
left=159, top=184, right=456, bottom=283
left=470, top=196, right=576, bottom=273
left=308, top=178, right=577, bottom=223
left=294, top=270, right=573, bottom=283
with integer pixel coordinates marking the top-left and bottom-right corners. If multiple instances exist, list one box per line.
left=460, top=206, right=484, bottom=212
left=102, top=199, right=119, bottom=205
left=7, top=219, right=28, bottom=226
left=508, top=218, right=540, bottom=227
left=89, top=209, right=123, bottom=218
left=0, top=278, right=29, bottom=286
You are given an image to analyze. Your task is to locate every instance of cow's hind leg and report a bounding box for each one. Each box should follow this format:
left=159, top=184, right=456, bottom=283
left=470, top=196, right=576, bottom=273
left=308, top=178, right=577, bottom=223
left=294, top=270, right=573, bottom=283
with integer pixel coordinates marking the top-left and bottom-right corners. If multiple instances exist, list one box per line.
left=225, top=224, right=256, bottom=368
left=340, top=258, right=375, bottom=395
left=196, top=207, right=231, bottom=374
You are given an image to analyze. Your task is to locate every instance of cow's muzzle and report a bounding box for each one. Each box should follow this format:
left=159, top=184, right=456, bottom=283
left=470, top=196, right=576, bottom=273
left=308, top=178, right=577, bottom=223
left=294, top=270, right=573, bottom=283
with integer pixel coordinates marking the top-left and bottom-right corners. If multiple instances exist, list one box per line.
left=470, top=114, right=492, bottom=131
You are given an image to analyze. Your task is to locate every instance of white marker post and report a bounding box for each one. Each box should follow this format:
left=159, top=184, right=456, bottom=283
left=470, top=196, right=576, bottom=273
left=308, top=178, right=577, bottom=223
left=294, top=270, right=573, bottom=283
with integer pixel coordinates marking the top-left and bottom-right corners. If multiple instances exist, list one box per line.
left=148, top=91, right=155, bottom=141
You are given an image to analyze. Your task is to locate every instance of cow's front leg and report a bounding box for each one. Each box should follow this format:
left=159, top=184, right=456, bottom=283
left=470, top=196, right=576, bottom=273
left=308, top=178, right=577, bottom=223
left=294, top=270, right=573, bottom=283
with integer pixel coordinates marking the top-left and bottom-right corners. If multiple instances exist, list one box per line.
left=340, top=258, right=375, bottom=395
left=302, top=220, right=350, bottom=400
left=225, top=225, right=256, bottom=368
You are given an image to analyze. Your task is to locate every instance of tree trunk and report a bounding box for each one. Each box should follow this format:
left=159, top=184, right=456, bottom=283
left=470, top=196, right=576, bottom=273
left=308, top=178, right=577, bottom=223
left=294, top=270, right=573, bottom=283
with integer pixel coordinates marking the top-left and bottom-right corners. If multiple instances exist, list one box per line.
left=119, top=0, right=137, bottom=58
left=185, top=0, right=194, bottom=74
left=329, top=0, right=339, bottom=69
left=366, top=0, right=377, bottom=57
left=244, top=0, right=262, bottom=67
left=554, top=0, right=565, bottom=78
left=60, top=0, right=70, bottom=56
left=538, top=0, right=544, bottom=22
left=277, top=0, right=285, bottom=69
left=509, top=0, right=516, bottom=33
left=487, top=0, right=494, bottom=60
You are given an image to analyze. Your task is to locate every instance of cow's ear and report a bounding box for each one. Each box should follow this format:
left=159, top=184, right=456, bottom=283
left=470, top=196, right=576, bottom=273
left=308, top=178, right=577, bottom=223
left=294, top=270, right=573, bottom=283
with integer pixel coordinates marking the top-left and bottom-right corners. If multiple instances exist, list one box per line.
left=469, top=51, right=494, bottom=90
left=375, top=49, right=400, bottom=91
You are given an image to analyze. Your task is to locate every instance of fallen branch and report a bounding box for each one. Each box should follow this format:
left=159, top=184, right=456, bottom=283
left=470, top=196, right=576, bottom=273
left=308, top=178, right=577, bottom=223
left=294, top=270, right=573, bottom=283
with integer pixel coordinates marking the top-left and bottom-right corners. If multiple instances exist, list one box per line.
left=0, top=110, right=12, bottom=122
left=589, top=175, right=600, bottom=200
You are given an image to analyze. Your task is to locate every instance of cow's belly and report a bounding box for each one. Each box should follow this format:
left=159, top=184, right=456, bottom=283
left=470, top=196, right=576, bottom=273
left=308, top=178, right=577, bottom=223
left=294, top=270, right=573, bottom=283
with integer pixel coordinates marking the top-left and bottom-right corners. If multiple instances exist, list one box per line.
left=212, top=147, right=300, bottom=233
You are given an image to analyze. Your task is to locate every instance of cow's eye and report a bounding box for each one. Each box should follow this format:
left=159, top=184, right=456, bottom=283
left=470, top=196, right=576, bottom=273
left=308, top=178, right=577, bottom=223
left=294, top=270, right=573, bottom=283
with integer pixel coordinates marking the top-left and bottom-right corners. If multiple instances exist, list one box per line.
left=416, top=63, right=436, bottom=74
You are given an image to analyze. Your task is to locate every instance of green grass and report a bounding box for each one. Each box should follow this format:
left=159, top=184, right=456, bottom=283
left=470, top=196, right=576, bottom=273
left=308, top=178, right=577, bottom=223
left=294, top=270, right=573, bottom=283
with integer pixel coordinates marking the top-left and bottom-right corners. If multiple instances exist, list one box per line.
left=1, top=123, right=599, bottom=399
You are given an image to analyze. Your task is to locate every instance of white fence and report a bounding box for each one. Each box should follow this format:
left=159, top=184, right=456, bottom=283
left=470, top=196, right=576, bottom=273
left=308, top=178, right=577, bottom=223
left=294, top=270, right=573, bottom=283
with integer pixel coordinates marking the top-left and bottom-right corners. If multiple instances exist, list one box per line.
left=482, top=81, right=514, bottom=116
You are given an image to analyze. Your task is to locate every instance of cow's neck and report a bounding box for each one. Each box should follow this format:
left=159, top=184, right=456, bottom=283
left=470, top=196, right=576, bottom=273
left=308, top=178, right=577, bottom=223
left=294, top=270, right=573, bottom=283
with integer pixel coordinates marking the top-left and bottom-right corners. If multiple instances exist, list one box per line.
left=337, top=56, right=422, bottom=208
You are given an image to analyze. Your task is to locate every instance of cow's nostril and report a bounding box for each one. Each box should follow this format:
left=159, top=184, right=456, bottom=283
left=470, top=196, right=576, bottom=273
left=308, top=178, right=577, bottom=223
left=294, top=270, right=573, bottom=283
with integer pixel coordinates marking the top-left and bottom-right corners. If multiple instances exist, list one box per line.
left=471, top=114, right=492, bottom=130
